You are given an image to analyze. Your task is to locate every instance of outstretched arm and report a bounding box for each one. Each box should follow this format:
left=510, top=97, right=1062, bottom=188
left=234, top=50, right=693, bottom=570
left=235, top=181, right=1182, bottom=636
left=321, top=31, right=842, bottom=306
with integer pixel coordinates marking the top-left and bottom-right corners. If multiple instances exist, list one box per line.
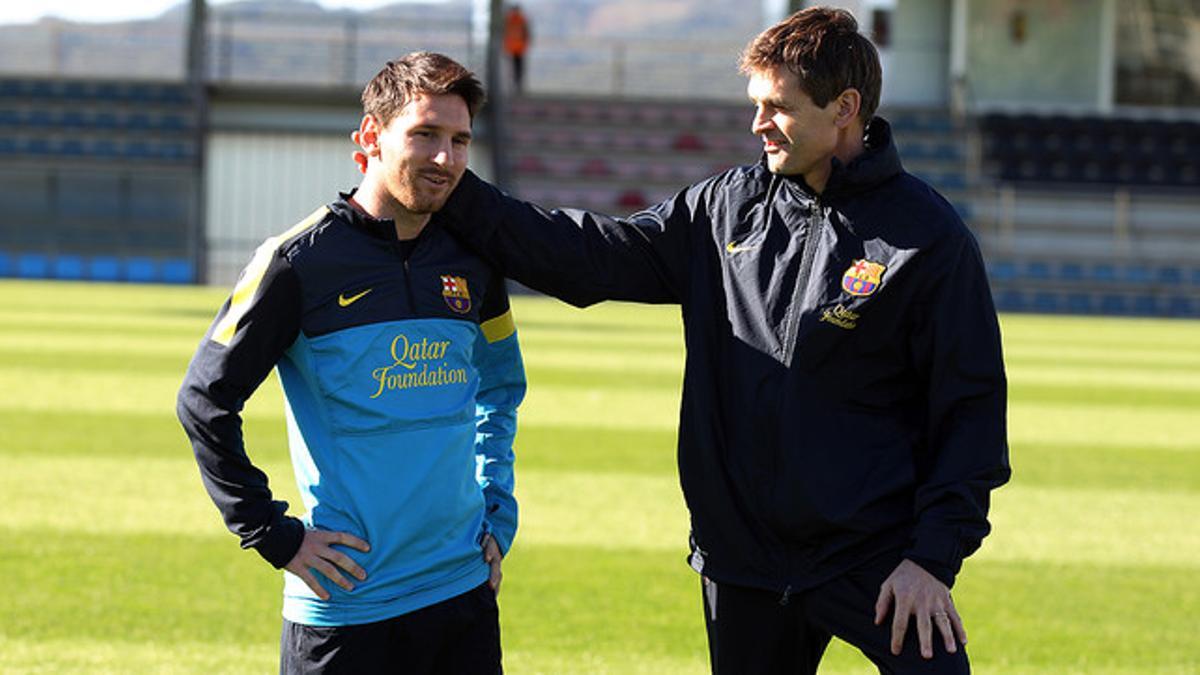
left=435, top=170, right=702, bottom=308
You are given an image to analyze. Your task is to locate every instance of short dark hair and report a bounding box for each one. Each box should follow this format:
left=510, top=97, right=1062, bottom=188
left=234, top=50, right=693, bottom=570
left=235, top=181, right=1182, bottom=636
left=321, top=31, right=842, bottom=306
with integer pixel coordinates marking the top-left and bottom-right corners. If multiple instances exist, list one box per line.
left=739, top=7, right=881, bottom=122
left=361, top=51, right=486, bottom=126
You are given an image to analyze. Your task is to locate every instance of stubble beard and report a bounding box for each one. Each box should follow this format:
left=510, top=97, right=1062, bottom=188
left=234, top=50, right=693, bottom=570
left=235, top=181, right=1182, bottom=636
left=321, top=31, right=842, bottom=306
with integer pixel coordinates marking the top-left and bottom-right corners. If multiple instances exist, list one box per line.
left=396, top=172, right=459, bottom=215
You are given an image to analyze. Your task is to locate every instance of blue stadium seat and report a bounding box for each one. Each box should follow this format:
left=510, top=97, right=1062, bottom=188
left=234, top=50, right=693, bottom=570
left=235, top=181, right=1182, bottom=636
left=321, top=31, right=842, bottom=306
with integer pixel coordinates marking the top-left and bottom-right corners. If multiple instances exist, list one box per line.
left=59, top=139, right=85, bottom=155
left=161, top=259, right=195, bottom=284
left=61, top=81, right=90, bottom=100
left=989, top=260, right=1018, bottom=282
left=1090, top=263, right=1116, bottom=283
left=937, top=173, right=967, bottom=190
left=1060, top=262, right=1084, bottom=282
left=0, top=138, right=16, bottom=154
left=52, top=255, right=84, bottom=280
left=1132, top=295, right=1158, bottom=315
left=1100, top=294, right=1128, bottom=315
left=17, top=253, right=49, bottom=278
left=159, top=114, right=188, bottom=131
left=27, top=109, right=54, bottom=127
left=1156, top=266, right=1183, bottom=285
left=994, top=289, right=1024, bottom=312
left=94, top=111, right=119, bottom=128
left=1066, top=293, right=1092, bottom=313
left=92, top=139, right=119, bottom=157
left=29, top=81, right=55, bottom=98
left=1166, top=296, right=1193, bottom=317
left=0, top=109, right=22, bottom=125
left=1025, top=261, right=1052, bottom=281
left=126, top=112, right=153, bottom=129
left=59, top=110, right=87, bottom=127
left=0, top=251, right=10, bottom=276
left=24, top=138, right=51, bottom=154
left=88, top=256, right=121, bottom=281
left=125, top=141, right=155, bottom=158
left=1032, top=292, right=1060, bottom=313
left=125, top=257, right=158, bottom=282
left=1124, top=264, right=1152, bottom=284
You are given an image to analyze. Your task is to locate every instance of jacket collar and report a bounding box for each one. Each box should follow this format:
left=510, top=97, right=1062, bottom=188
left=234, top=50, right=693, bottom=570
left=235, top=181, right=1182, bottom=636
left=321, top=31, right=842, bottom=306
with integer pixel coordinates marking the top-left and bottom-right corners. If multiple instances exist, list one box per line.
left=764, top=116, right=903, bottom=201
left=330, top=189, right=398, bottom=240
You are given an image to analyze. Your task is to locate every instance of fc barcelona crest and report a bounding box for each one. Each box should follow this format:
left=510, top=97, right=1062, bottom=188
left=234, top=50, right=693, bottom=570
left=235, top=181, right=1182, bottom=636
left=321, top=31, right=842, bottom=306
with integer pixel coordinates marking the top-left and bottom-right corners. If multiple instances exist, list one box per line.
left=841, top=259, right=886, bottom=297
left=441, top=274, right=471, bottom=314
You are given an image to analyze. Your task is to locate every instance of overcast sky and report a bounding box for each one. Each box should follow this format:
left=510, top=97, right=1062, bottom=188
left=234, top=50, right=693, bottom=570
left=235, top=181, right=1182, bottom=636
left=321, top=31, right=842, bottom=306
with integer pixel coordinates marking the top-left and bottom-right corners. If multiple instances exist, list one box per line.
left=0, top=1, right=414, bottom=25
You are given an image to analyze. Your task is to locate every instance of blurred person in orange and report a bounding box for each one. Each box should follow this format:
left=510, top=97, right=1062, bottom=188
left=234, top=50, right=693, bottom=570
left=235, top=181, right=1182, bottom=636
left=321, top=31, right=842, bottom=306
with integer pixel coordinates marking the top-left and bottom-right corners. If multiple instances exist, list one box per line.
left=503, top=4, right=531, bottom=94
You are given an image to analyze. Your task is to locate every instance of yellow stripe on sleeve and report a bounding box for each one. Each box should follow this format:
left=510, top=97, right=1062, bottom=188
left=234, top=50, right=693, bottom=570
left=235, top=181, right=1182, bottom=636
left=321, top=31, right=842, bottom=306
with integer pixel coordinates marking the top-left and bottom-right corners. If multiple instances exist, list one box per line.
left=480, top=309, right=516, bottom=343
left=211, top=206, right=329, bottom=346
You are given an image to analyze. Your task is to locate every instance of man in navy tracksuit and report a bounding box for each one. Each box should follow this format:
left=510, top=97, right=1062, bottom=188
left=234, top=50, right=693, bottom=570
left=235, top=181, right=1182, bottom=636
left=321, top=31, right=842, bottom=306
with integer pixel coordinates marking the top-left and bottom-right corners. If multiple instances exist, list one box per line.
left=177, top=53, right=525, bottom=673
left=430, top=8, right=1009, bottom=674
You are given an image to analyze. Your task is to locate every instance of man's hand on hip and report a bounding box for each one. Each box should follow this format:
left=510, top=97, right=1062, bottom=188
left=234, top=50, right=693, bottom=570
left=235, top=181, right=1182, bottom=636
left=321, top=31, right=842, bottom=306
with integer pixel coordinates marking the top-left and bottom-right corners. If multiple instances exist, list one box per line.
left=482, top=534, right=503, bottom=595
left=873, top=558, right=967, bottom=659
left=284, top=529, right=370, bottom=601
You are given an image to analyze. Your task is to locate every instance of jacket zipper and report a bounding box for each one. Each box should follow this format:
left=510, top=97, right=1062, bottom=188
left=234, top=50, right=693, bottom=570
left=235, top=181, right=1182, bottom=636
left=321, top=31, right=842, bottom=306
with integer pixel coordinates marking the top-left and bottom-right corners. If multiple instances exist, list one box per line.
left=780, top=199, right=822, bottom=367
left=402, top=256, right=416, bottom=312
left=396, top=236, right=417, bottom=313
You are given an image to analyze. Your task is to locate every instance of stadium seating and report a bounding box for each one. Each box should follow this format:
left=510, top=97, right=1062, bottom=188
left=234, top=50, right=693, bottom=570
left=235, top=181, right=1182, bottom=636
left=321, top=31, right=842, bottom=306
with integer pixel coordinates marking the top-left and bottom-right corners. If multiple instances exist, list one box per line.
left=506, top=96, right=971, bottom=225
left=0, top=77, right=198, bottom=284
left=979, top=112, right=1200, bottom=188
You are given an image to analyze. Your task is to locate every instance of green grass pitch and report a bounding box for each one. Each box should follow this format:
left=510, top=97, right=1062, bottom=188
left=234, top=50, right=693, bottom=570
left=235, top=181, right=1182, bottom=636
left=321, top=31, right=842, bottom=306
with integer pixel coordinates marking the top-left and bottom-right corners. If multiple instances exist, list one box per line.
left=0, top=279, right=1197, bottom=673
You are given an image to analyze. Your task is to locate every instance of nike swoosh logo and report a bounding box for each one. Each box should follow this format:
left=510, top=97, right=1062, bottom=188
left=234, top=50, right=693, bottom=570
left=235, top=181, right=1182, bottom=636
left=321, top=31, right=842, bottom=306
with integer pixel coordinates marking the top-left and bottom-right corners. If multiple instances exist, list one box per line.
left=726, top=241, right=759, bottom=254
left=337, top=288, right=372, bottom=307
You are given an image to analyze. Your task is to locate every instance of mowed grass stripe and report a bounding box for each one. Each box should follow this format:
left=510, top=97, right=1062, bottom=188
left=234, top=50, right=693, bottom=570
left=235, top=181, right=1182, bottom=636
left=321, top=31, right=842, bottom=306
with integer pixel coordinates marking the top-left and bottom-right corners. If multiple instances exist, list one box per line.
left=0, top=638, right=279, bottom=675
left=1010, top=441, right=1200, bottom=493
left=1001, top=313, right=1200, bottom=349
left=11, top=366, right=1200, bottom=447
left=0, top=365, right=287, bottom=418
left=979, top=484, right=1200, bottom=568
left=0, top=349, right=193, bottom=374
left=1007, top=401, right=1199, bottom=451
left=5, top=448, right=1198, bottom=572
left=1, top=529, right=286, bottom=645
left=1010, top=382, right=1200, bottom=410
left=955, top=559, right=1200, bottom=673
left=0, top=307, right=216, bottom=333
left=1008, top=362, right=1200, bottom=391
left=1006, top=348, right=1200, bottom=372
left=0, top=331, right=206, bottom=359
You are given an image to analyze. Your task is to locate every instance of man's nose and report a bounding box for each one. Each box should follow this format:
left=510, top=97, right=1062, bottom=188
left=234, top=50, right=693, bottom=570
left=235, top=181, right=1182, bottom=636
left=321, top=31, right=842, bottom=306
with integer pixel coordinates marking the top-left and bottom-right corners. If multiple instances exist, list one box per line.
left=750, top=107, right=772, bottom=135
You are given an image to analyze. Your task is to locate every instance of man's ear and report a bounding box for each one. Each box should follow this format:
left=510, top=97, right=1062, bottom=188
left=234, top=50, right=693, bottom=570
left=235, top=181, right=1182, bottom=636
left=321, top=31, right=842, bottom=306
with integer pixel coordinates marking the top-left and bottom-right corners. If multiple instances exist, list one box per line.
left=358, top=114, right=383, bottom=158
left=833, top=89, right=862, bottom=129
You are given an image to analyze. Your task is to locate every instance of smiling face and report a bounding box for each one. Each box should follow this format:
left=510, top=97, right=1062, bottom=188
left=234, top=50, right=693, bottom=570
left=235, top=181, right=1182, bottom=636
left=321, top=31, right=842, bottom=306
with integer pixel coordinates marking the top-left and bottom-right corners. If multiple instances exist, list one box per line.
left=747, top=65, right=841, bottom=188
left=366, top=92, right=472, bottom=222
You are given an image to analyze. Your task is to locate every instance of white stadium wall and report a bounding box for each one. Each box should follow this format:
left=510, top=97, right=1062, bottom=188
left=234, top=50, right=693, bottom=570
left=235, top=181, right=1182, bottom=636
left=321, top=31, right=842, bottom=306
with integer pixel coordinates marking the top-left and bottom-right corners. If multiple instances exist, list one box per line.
left=204, top=106, right=493, bottom=286
left=964, top=0, right=1110, bottom=112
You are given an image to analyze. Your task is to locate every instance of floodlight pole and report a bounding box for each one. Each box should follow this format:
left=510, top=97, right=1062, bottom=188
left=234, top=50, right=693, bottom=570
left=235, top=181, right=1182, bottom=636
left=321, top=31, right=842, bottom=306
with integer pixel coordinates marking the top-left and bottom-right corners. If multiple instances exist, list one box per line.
left=186, top=0, right=209, bottom=284
left=484, top=0, right=511, bottom=191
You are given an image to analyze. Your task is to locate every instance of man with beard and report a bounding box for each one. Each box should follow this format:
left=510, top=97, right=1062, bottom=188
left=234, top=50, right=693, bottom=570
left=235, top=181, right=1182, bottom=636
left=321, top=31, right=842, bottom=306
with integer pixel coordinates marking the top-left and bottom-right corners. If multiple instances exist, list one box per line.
left=178, top=52, right=526, bottom=674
